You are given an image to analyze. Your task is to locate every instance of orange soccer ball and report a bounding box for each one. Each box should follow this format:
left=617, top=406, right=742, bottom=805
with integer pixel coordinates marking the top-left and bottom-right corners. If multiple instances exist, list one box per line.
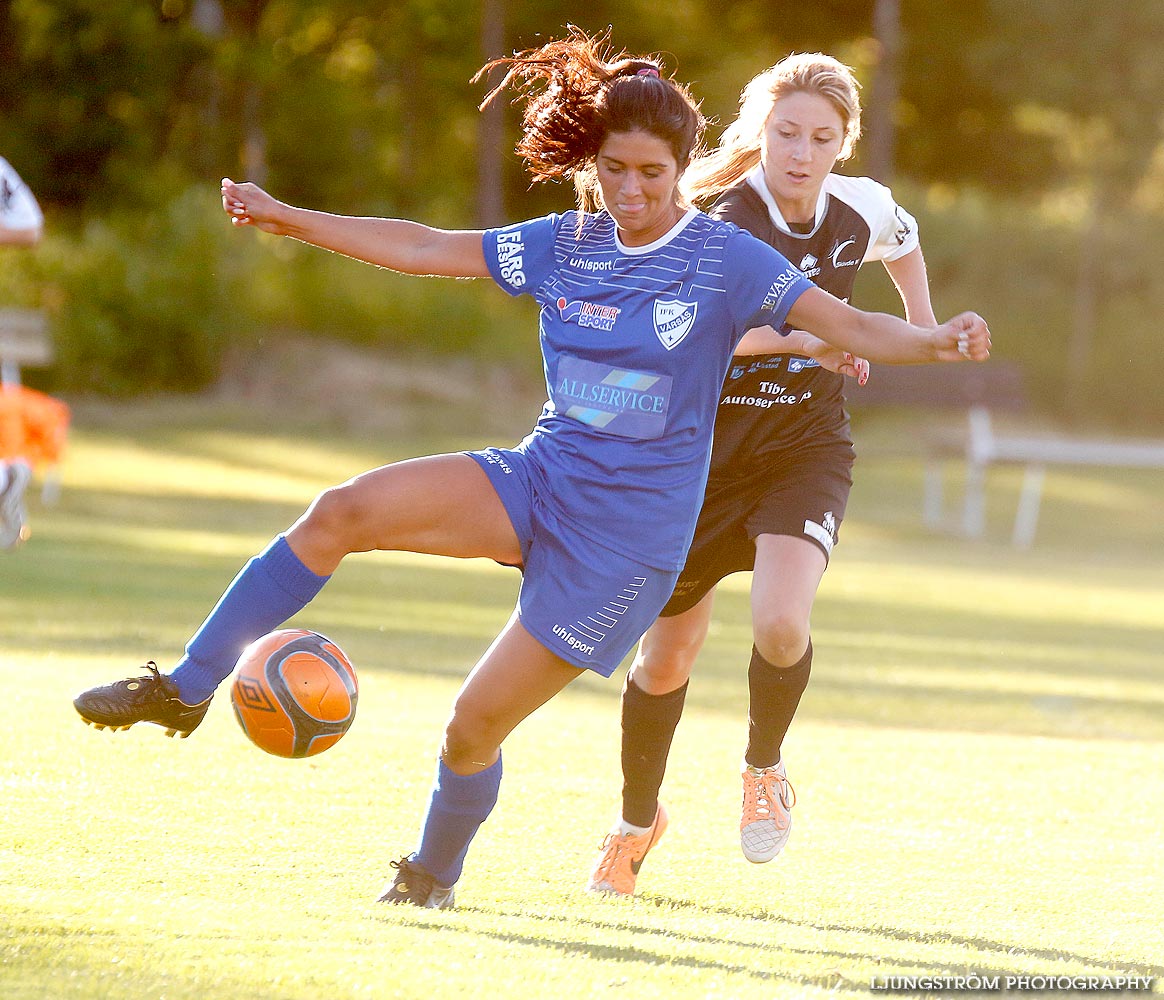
left=230, top=629, right=358, bottom=758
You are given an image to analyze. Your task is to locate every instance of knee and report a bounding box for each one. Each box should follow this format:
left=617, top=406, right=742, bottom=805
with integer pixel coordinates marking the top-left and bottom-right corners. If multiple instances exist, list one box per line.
left=300, top=482, right=366, bottom=547
left=630, top=629, right=702, bottom=694
left=441, top=703, right=499, bottom=773
left=751, top=607, right=810, bottom=667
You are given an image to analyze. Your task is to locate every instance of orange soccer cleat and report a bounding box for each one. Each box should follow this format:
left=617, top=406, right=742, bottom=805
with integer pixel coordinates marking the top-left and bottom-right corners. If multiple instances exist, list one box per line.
left=587, top=803, right=668, bottom=897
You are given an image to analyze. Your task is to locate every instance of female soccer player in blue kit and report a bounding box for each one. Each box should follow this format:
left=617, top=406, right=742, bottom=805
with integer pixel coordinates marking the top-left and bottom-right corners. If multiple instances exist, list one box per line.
left=73, top=29, right=989, bottom=908
left=588, top=53, right=961, bottom=896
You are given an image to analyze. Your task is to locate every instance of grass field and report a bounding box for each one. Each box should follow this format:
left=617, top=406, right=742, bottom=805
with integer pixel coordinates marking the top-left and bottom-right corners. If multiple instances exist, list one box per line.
left=2, top=385, right=1162, bottom=999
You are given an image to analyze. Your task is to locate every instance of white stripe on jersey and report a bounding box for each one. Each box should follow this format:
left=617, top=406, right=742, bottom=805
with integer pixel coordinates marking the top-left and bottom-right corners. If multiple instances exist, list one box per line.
left=549, top=212, right=734, bottom=299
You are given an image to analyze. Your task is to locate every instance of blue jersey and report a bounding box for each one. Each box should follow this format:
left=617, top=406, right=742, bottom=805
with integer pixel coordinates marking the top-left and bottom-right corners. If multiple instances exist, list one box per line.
left=483, top=208, right=813, bottom=570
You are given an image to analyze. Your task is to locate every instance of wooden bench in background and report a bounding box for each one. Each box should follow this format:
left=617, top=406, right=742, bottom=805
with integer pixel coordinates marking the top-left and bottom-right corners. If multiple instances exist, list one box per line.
left=0, top=307, right=51, bottom=386
left=845, top=361, right=1164, bottom=548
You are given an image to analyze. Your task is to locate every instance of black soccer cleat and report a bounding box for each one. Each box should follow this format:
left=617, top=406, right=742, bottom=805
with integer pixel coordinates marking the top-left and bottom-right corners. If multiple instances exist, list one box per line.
left=376, top=856, right=455, bottom=909
left=73, top=662, right=212, bottom=738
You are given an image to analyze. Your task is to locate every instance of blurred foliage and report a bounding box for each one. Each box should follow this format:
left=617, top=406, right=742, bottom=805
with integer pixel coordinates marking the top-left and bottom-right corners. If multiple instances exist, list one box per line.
left=0, top=184, right=543, bottom=395
left=242, top=227, right=541, bottom=364
left=853, top=183, right=1164, bottom=431
left=23, top=185, right=254, bottom=393
left=9, top=0, right=1152, bottom=215
left=1, top=0, right=1162, bottom=427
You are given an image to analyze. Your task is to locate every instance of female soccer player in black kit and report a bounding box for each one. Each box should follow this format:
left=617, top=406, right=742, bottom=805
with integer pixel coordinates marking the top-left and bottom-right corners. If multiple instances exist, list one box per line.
left=590, top=53, right=952, bottom=895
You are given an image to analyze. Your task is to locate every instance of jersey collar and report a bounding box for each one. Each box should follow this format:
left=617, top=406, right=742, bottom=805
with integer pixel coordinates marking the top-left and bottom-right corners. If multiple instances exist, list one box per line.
left=613, top=207, right=699, bottom=255
left=746, top=164, right=829, bottom=236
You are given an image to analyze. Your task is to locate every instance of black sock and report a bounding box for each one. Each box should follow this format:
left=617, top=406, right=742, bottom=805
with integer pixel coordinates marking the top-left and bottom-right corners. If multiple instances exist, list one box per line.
left=620, top=676, right=688, bottom=828
left=745, top=640, right=812, bottom=770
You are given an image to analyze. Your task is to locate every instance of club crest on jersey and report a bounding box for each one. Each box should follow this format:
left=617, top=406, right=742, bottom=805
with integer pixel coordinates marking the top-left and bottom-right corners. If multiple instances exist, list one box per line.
left=653, top=299, right=697, bottom=350
left=557, top=297, right=621, bottom=332
left=829, top=237, right=860, bottom=269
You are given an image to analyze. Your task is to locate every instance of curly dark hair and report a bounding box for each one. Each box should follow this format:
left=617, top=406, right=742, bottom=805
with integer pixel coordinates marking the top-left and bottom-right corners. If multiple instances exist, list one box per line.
left=475, top=26, right=705, bottom=212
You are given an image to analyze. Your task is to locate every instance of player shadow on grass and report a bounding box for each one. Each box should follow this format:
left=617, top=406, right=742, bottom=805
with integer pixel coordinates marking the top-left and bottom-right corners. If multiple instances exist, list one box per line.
left=389, top=900, right=1163, bottom=988
left=630, top=896, right=1164, bottom=980
left=373, top=905, right=865, bottom=992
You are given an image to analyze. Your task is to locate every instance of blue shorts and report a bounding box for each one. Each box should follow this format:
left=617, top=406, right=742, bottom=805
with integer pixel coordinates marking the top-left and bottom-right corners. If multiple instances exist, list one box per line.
left=468, top=447, right=679, bottom=677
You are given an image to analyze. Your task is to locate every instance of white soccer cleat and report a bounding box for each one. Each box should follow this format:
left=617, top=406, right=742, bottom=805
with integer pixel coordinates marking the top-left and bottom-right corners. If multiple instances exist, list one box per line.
left=740, top=760, right=795, bottom=864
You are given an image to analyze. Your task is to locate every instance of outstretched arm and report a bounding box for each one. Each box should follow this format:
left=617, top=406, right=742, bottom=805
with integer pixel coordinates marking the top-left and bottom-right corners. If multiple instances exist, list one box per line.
left=785, top=285, right=990, bottom=364
left=221, top=179, right=490, bottom=278
left=883, top=247, right=938, bottom=327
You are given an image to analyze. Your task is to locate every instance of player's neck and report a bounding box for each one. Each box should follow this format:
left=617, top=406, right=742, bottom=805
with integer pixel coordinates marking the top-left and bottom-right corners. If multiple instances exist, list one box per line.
left=773, top=191, right=819, bottom=226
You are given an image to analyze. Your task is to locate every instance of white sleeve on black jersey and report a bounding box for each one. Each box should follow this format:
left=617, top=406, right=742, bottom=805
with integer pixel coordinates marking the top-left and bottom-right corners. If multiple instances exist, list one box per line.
left=823, top=174, right=919, bottom=264
left=0, top=157, right=43, bottom=230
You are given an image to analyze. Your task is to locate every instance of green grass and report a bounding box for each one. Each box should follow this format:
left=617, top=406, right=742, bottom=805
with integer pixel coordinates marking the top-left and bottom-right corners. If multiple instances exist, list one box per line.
left=2, top=396, right=1162, bottom=999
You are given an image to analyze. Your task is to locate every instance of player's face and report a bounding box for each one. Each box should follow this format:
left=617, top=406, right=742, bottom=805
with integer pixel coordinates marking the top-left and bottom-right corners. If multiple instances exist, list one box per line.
left=760, top=90, right=846, bottom=220
left=597, top=130, right=684, bottom=247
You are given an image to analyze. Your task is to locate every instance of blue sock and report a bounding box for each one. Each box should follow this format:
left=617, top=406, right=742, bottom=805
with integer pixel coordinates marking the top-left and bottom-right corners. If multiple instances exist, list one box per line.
left=414, top=755, right=503, bottom=888
left=169, top=535, right=330, bottom=703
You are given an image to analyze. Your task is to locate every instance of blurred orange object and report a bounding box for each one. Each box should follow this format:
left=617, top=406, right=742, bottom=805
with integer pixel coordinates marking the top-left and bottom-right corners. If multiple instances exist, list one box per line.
left=0, top=383, right=70, bottom=466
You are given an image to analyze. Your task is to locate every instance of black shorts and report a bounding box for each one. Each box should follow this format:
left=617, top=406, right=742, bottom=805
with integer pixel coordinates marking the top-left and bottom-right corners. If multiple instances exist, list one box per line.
left=660, top=443, right=854, bottom=617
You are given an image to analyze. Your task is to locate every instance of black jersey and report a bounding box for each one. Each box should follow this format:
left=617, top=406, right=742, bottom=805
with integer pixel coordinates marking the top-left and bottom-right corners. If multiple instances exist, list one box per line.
left=705, top=169, right=919, bottom=486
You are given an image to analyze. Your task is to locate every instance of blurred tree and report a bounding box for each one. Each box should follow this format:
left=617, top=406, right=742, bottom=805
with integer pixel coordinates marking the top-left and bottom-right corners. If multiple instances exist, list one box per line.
left=3, top=0, right=1163, bottom=424
left=476, top=0, right=506, bottom=226
left=864, top=0, right=900, bottom=183
left=893, top=0, right=1059, bottom=193
left=0, top=0, right=203, bottom=206
left=4, top=0, right=1129, bottom=217
left=203, top=0, right=273, bottom=186
left=974, top=0, right=1164, bottom=412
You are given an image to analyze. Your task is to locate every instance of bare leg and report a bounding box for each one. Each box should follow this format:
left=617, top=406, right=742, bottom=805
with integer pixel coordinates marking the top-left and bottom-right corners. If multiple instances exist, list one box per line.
left=286, top=452, right=522, bottom=573
left=168, top=453, right=521, bottom=702
left=749, top=533, right=826, bottom=668
left=733, top=535, right=826, bottom=862
left=628, top=590, right=716, bottom=693
left=442, top=610, right=584, bottom=773
left=411, top=612, right=584, bottom=886
left=744, top=533, right=825, bottom=768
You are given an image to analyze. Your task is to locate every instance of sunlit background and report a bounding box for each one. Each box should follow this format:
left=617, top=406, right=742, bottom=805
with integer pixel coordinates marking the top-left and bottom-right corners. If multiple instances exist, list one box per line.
left=2, top=0, right=1163, bottom=432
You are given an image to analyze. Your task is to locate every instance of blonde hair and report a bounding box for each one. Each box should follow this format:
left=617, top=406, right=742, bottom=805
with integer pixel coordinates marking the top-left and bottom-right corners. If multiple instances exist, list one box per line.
left=683, top=52, right=861, bottom=205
